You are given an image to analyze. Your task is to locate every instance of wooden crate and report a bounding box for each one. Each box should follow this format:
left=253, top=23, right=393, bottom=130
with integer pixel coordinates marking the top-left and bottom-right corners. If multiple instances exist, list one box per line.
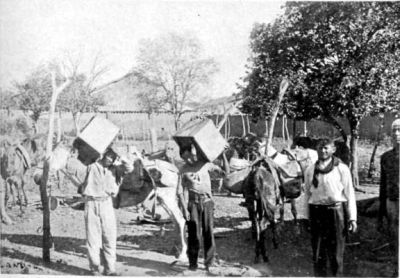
left=73, top=116, right=120, bottom=165
left=173, top=119, right=227, bottom=162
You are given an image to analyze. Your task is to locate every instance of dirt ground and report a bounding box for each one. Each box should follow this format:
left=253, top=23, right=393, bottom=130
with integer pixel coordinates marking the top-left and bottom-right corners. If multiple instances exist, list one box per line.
left=1, top=166, right=398, bottom=277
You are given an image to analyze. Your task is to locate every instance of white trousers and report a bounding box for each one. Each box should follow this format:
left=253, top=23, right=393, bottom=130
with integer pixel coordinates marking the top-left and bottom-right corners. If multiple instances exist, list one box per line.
left=84, top=198, right=117, bottom=273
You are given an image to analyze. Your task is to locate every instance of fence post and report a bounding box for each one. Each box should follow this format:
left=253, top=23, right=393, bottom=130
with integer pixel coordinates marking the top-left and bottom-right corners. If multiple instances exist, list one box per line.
left=150, top=128, right=157, bottom=152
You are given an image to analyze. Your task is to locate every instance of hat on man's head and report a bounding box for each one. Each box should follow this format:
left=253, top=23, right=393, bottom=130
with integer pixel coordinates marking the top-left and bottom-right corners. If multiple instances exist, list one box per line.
left=392, top=118, right=400, bottom=130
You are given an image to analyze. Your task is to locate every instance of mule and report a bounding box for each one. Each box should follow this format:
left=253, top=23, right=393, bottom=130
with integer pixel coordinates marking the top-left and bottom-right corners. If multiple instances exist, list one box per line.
left=0, top=139, right=32, bottom=211
left=242, top=161, right=280, bottom=263
left=115, top=157, right=188, bottom=262
left=262, top=145, right=317, bottom=224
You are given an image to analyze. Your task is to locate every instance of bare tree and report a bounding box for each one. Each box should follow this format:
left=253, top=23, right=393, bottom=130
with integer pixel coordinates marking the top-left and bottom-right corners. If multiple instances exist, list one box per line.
left=132, top=32, right=218, bottom=129
left=57, top=52, right=107, bottom=135
left=40, top=66, right=71, bottom=262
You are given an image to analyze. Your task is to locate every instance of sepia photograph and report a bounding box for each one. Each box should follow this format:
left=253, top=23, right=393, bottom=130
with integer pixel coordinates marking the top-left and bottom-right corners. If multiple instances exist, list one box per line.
left=0, top=0, right=399, bottom=276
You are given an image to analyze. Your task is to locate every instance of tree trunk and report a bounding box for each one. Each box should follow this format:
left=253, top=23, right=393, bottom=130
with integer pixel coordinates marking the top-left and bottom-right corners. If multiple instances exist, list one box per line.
left=349, top=120, right=364, bottom=192
left=174, top=114, right=180, bottom=131
left=32, top=120, right=39, bottom=134
left=150, top=128, right=157, bottom=152
left=0, top=179, right=12, bottom=225
left=292, top=119, right=297, bottom=139
left=56, top=112, right=62, bottom=143
left=72, top=112, right=81, bottom=136
left=326, top=116, right=347, bottom=142
left=241, top=114, right=246, bottom=137
left=303, top=121, right=307, bottom=137
left=40, top=71, right=71, bottom=262
left=40, top=159, right=52, bottom=262
left=284, top=116, right=290, bottom=147
left=265, top=78, right=289, bottom=154
left=368, top=114, right=385, bottom=178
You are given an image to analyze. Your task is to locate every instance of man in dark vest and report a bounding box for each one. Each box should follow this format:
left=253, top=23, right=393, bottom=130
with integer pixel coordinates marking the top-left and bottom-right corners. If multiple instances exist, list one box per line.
left=378, top=118, right=399, bottom=275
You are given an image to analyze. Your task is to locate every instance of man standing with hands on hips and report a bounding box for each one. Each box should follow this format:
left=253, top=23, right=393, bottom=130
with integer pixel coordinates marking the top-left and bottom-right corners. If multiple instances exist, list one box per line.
left=303, top=138, right=357, bottom=277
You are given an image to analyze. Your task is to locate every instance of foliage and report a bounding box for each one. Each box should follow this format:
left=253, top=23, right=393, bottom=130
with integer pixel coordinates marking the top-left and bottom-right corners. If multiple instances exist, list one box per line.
left=0, top=116, right=32, bottom=138
left=241, top=2, right=400, bottom=124
left=240, top=2, right=400, bottom=186
left=132, top=32, right=218, bottom=129
left=13, top=65, right=53, bottom=124
left=0, top=88, right=18, bottom=111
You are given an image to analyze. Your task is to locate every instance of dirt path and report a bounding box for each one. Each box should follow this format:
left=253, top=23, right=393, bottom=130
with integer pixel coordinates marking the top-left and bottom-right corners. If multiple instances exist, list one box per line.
left=1, top=181, right=397, bottom=277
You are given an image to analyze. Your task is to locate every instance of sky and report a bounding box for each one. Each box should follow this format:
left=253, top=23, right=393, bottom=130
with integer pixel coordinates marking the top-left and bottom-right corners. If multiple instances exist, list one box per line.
left=0, top=0, right=285, bottom=99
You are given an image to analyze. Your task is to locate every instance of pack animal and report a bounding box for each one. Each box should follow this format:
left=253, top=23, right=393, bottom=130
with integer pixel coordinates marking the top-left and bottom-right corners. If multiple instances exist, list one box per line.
left=116, top=157, right=188, bottom=262
left=242, top=161, right=280, bottom=263
left=0, top=143, right=30, bottom=210
left=222, top=135, right=318, bottom=224
left=265, top=145, right=318, bottom=223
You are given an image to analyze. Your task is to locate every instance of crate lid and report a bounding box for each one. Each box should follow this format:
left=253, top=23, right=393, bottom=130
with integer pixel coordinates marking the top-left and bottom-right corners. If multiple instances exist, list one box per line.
left=173, top=118, right=227, bottom=162
left=78, top=116, right=120, bottom=155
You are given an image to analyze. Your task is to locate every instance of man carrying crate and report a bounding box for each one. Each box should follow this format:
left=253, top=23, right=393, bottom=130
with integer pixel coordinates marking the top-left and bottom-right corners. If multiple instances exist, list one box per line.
left=80, top=148, right=131, bottom=276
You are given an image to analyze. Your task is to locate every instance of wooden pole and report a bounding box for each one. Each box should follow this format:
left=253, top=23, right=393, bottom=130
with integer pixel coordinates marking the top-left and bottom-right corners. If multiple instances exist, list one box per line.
left=40, top=71, right=70, bottom=262
left=150, top=128, right=157, bottom=152
left=265, top=78, right=289, bottom=155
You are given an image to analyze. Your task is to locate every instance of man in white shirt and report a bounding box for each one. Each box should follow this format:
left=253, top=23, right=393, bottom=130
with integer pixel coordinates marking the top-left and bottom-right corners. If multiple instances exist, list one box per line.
left=80, top=148, right=125, bottom=276
left=303, top=138, right=357, bottom=277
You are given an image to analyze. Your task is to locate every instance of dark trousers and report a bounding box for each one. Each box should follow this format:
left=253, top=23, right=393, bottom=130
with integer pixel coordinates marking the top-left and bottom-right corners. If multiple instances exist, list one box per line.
left=187, top=198, right=216, bottom=267
left=309, top=203, right=346, bottom=277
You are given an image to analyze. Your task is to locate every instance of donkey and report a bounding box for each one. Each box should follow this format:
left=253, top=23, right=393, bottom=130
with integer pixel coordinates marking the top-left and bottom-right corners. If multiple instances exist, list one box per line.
left=242, top=160, right=280, bottom=263
left=0, top=142, right=30, bottom=210
left=115, top=157, right=188, bottom=262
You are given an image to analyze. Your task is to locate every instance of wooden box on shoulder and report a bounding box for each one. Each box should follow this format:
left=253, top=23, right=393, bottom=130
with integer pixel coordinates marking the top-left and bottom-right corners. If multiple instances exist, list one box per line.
left=73, top=116, right=120, bottom=165
left=173, top=118, right=227, bottom=162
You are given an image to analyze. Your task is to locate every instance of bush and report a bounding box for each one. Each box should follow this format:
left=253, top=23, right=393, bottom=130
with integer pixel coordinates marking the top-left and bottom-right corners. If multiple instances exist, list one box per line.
left=0, top=116, right=33, bottom=138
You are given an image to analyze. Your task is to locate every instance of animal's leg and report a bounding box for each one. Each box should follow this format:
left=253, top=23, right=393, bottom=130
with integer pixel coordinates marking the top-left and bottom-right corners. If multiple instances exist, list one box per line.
left=256, top=200, right=269, bottom=263
left=8, top=179, right=16, bottom=207
left=254, top=220, right=262, bottom=264
left=261, top=229, right=269, bottom=262
left=271, top=222, right=278, bottom=249
left=290, top=199, right=300, bottom=235
left=1, top=179, right=12, bottom=224
left=15, top=179, right=24, bottom=212
left=56, top=170, right=61, bottom=189
left=217, top=179, right=223, bottom=194
left=279, top=200, right=285, bottom=223
left=157, top=188, right=188, bottom=262
left=246, top=200, right=257, bottom=239
left=21, top=176, right=28, bottom=206
left=4, top=179, right=9, bottom=207
left=290, top=199, right=298, bottom=224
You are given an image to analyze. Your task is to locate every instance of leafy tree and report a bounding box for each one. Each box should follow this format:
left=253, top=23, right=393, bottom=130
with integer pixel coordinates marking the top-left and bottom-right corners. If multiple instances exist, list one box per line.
left=13, top=65, right=53, bottom=133
left=132, top=32, right=218, bottom=129
left=241, top=2, right=400, bottom=187
left=0, top=88, right=18, bottom=115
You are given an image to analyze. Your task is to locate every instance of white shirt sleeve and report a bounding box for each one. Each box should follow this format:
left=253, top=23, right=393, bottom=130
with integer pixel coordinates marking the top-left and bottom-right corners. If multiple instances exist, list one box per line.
left=338, top=163, right=357, bottom=221
left=303, top=165, right=314, bottom=220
